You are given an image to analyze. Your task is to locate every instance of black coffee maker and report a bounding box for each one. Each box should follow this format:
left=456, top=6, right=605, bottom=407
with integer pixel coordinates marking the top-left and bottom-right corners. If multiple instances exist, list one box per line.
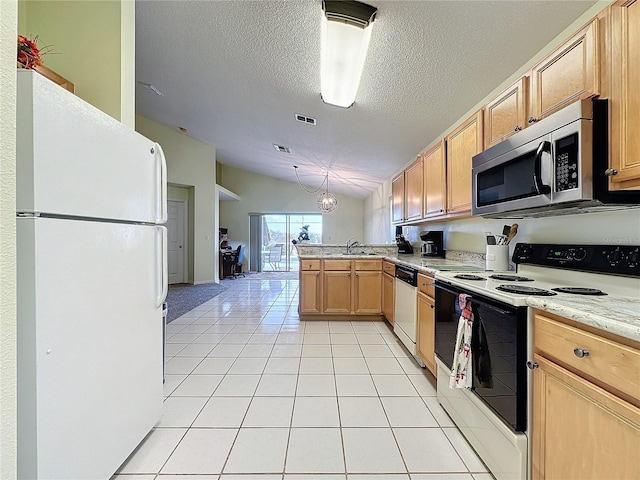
left=419, top=230, right=445, bottom=257
left=395, top=226, right=414, bottom=254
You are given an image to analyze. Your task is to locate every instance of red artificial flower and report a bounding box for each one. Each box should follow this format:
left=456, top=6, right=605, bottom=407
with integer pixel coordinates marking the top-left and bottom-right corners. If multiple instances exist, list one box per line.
left=17, top=35, right=44, bottom=68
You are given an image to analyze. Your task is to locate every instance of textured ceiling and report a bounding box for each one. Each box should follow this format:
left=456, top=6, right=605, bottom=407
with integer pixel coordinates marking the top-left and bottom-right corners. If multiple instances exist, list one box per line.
left=135, top=0, right=598, bottom=199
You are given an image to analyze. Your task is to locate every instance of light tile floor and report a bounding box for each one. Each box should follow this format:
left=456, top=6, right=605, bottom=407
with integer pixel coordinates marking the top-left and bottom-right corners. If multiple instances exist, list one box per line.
left=114, top=278, right=493, bottom=480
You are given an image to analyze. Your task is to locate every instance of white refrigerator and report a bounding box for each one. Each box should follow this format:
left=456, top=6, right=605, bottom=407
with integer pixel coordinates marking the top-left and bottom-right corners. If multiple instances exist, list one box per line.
left=16, top=70, right=167, bottom=479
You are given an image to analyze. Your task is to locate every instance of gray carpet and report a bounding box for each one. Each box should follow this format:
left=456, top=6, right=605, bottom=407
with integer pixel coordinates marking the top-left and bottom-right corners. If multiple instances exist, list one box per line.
left=165, top=282, right=229, bottom=323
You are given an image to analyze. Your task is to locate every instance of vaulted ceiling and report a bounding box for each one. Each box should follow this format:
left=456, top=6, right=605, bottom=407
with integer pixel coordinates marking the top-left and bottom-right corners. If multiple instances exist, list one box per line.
left=135, top=0, right=598, bottom=199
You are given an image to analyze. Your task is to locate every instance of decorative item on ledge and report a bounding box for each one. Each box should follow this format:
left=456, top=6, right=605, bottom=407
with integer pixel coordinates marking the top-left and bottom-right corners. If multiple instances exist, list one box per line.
left=17, top=34, right=74, bottom=93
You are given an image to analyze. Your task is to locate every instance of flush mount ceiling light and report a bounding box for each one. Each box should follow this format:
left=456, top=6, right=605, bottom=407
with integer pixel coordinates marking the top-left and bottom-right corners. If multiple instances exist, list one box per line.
left=294, top=166, right=338, bottom=213
left=321, top=0, right=377, bottom=108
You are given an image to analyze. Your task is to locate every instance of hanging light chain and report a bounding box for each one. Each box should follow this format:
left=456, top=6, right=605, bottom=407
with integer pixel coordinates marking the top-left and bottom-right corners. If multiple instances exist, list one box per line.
left=293, top=165, right=327, bottom=194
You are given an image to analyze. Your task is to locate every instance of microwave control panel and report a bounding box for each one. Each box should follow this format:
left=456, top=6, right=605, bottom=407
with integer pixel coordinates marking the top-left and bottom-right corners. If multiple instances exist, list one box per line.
left=555, top=133, right=579, bottom=192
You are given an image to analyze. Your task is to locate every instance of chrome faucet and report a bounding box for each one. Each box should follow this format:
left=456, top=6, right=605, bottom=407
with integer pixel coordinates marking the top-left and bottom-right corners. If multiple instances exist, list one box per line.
left=346, top=238, right=360, bottom=254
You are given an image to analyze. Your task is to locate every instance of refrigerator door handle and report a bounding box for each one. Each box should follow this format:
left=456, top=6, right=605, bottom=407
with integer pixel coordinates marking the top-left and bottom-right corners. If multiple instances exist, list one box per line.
left=155, top=143, right=168, bottom=224
left=157, top=226, right=168, bottom=307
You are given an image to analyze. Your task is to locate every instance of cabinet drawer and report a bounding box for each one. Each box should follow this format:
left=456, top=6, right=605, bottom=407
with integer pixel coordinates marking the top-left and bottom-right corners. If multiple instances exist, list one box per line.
left=534, top=313, right=640, bottom=401
left=323, top=259, right=351, bottom=271
left=382, top=260, right=395, bottom=275
left=417, top=273, right=435, bottom=297
left=300, top=259, right=320, bottom=271
left=355, top=259, right=382, bottom=271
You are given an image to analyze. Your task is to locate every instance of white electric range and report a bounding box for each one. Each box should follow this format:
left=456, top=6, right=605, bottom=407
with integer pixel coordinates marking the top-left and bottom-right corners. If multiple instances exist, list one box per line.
left=432, top=242, right=640, bottom=480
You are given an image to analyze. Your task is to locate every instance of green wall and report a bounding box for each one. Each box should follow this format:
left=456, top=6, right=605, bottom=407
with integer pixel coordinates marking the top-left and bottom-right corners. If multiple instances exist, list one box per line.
left=18, top=0, right=135, bottom=126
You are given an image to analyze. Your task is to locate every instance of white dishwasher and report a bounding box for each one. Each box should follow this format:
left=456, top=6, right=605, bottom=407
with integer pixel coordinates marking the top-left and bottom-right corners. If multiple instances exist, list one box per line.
left=393, top=265, right=424, bottom=366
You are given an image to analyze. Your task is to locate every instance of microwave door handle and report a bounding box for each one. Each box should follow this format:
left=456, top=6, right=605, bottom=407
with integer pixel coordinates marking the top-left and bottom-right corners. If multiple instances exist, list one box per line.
left=534, top=141, right=552, bottom=195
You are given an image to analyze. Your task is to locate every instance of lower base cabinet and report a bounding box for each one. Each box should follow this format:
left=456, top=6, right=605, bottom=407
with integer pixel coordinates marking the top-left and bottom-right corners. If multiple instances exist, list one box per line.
left=299, top=270, right=322, bottom=314
left=417, top=290, right=436, bottom=375
left=532, top=310, right=640, bottom=480
left=353, top=271, right=382, bottom=314
left=323, top=271, right=352, bottom=314
left=382, top=272, right=394, bottom=324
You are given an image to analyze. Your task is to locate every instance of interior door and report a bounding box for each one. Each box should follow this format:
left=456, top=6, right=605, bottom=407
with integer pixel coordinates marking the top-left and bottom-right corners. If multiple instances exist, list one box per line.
left=167, top=200, right=186, bottom=284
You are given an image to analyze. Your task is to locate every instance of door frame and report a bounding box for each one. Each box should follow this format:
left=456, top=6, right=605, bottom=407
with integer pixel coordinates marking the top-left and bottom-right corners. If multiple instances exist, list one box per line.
left=168, top=198, right=188, bottom=284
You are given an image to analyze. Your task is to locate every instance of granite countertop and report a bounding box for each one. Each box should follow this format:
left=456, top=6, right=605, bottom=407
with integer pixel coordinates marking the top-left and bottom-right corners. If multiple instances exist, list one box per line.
left=299, top=252, right=640, bottom=342
left=526, top=295, right=640, bottom=342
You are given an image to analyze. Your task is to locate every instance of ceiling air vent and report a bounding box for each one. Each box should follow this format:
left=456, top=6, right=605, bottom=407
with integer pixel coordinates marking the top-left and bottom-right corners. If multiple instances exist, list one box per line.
left=295, top=114, right=317, bottom=125
left=273, top=144, right=292, bottom=154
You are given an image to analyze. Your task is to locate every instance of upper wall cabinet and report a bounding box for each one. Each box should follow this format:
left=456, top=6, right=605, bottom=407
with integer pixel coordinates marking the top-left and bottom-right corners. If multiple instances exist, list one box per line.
left=529, top=19, right=599, bottom=123
left=483, top=77, right=529, bottom=149
left=391, top=173, right=405, bottom=224
left=423, top=140, right=447, bottom=218
left=608, top=0, right=640, bottom=190
left=404, top=158, right=424, bottom=222
left=446, top=110, right=483, bottom=216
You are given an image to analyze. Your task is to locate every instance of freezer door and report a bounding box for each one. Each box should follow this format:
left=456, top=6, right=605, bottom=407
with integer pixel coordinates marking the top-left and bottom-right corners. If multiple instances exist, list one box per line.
left=17, top=217, right=165, bottom=480
left=16, top=70, right=167, bottom=224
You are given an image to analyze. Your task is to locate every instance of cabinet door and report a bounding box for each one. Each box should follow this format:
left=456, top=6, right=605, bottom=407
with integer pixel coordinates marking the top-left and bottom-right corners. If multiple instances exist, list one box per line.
left=353, top=271, right=382, bottom=314
left=417, top=292, right=436, bottom=376
left=422, top=140, right=446, bottom=218
left=484, top=77, right=528, bottom=149
left=446, top=111, right=483, bottom=215
left=391, top=173, right=405, bottom=223
left=382, top=272, right=394, bottom=324
left=530, top=19, right=599, bottom=122
left=299, top=271, right=321, bottom=314
left=532, top=354, right=640, bottom=480
left=404, top=158, right=423, bottom=221
left=609, top=0, right=640, bottom=189
left=323, top=271, right=352, bottom=314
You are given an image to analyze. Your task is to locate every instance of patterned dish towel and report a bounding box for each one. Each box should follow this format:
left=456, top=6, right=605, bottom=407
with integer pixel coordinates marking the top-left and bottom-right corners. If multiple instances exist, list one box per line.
left=449, top=293, right=474, bottom=389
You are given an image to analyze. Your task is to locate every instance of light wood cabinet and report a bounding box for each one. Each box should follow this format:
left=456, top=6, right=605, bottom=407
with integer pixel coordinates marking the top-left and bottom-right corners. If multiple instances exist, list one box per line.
left=322, top=271, right=352, bottom=314
left=404, top=158, right=423, bottom=222
left=299, top=270, right=322, bottom=314
left=422, top=140, right=446, bottom=218
left=353, top=271, right=382, bottom=314
left=483, top=77, right=528, bottom=149
left=608, top=0, right=640, bottom=189
left=392, top=173, right=405, bottom=224
left=382, top=272, right=394, bottom=324
left=417, top=273, right=436, bottom=375
left=532, top=310, right=640, bottom=480
left=306, top=259, right=384, bottom=317
left=446, top=110, right=483, bottom=215
left=530, top=19, right=599, bottom=123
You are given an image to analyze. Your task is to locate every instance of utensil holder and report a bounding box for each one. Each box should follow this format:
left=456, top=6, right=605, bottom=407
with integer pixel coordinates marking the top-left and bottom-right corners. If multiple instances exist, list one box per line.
left=486, top=245, right=509, bottom=271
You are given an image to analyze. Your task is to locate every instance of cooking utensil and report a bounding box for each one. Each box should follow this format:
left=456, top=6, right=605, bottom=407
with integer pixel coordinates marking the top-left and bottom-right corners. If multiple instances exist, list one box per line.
left=506, top=224, right=519, bottom=245
left=486, top=232, right=496, bottom=245
left=502, top=225, right=511, bottom=236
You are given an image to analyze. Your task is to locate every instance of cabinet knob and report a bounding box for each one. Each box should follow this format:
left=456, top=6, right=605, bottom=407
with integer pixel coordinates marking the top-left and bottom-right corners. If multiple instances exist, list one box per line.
left=526, top=361, right=539, bottom=370
left=514, top=125, right=522, bottom=132
left=604, top=168, right=618, bottom=176
left=430, top=304, right=435, bottom=309
left=573, top=348, right=590, bottom=358
left=528, top=117, right=538, bottom=124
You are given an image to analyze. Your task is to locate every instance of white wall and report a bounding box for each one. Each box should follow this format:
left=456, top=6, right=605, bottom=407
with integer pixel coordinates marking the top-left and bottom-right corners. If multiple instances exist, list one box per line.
left=136, top=115, right=217, bottom=284
left=364, top=179, right=393, bottom=245
left=218, top=164, right=365, bottom=251
left=1, top=0, right=18, bottom=475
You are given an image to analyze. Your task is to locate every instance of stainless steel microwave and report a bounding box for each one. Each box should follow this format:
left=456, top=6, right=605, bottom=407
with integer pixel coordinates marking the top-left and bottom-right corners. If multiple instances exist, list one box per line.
left=471, top=99, right=639, bottom=218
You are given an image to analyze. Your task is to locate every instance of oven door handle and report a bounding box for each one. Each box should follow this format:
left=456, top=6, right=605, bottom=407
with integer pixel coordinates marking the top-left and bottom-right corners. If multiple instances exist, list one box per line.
left=435, top=282, right=515, bottom=315
left=533, top=140, right=552, bottom=195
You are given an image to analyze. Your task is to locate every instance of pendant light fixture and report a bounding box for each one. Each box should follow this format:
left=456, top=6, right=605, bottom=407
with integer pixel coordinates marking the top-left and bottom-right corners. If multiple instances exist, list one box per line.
left=321, top=0, right=377, bottom=108
left=317, top=172, right=338, bottom=213
left=294, top=166, right=338, bottom=213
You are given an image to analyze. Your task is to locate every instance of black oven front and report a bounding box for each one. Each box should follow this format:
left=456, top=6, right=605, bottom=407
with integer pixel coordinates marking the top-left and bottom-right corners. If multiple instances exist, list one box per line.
left=434, top=281, right=528, bottom=432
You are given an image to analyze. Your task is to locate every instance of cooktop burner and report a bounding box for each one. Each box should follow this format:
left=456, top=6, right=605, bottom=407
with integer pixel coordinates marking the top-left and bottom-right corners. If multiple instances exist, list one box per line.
left=496, top=285, right=557, bottom=296
left=489, top=274, right=534, bottom=282
left=454, top=274, right=485, bottom=280
left=551, top=287, right=608, bottom=295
